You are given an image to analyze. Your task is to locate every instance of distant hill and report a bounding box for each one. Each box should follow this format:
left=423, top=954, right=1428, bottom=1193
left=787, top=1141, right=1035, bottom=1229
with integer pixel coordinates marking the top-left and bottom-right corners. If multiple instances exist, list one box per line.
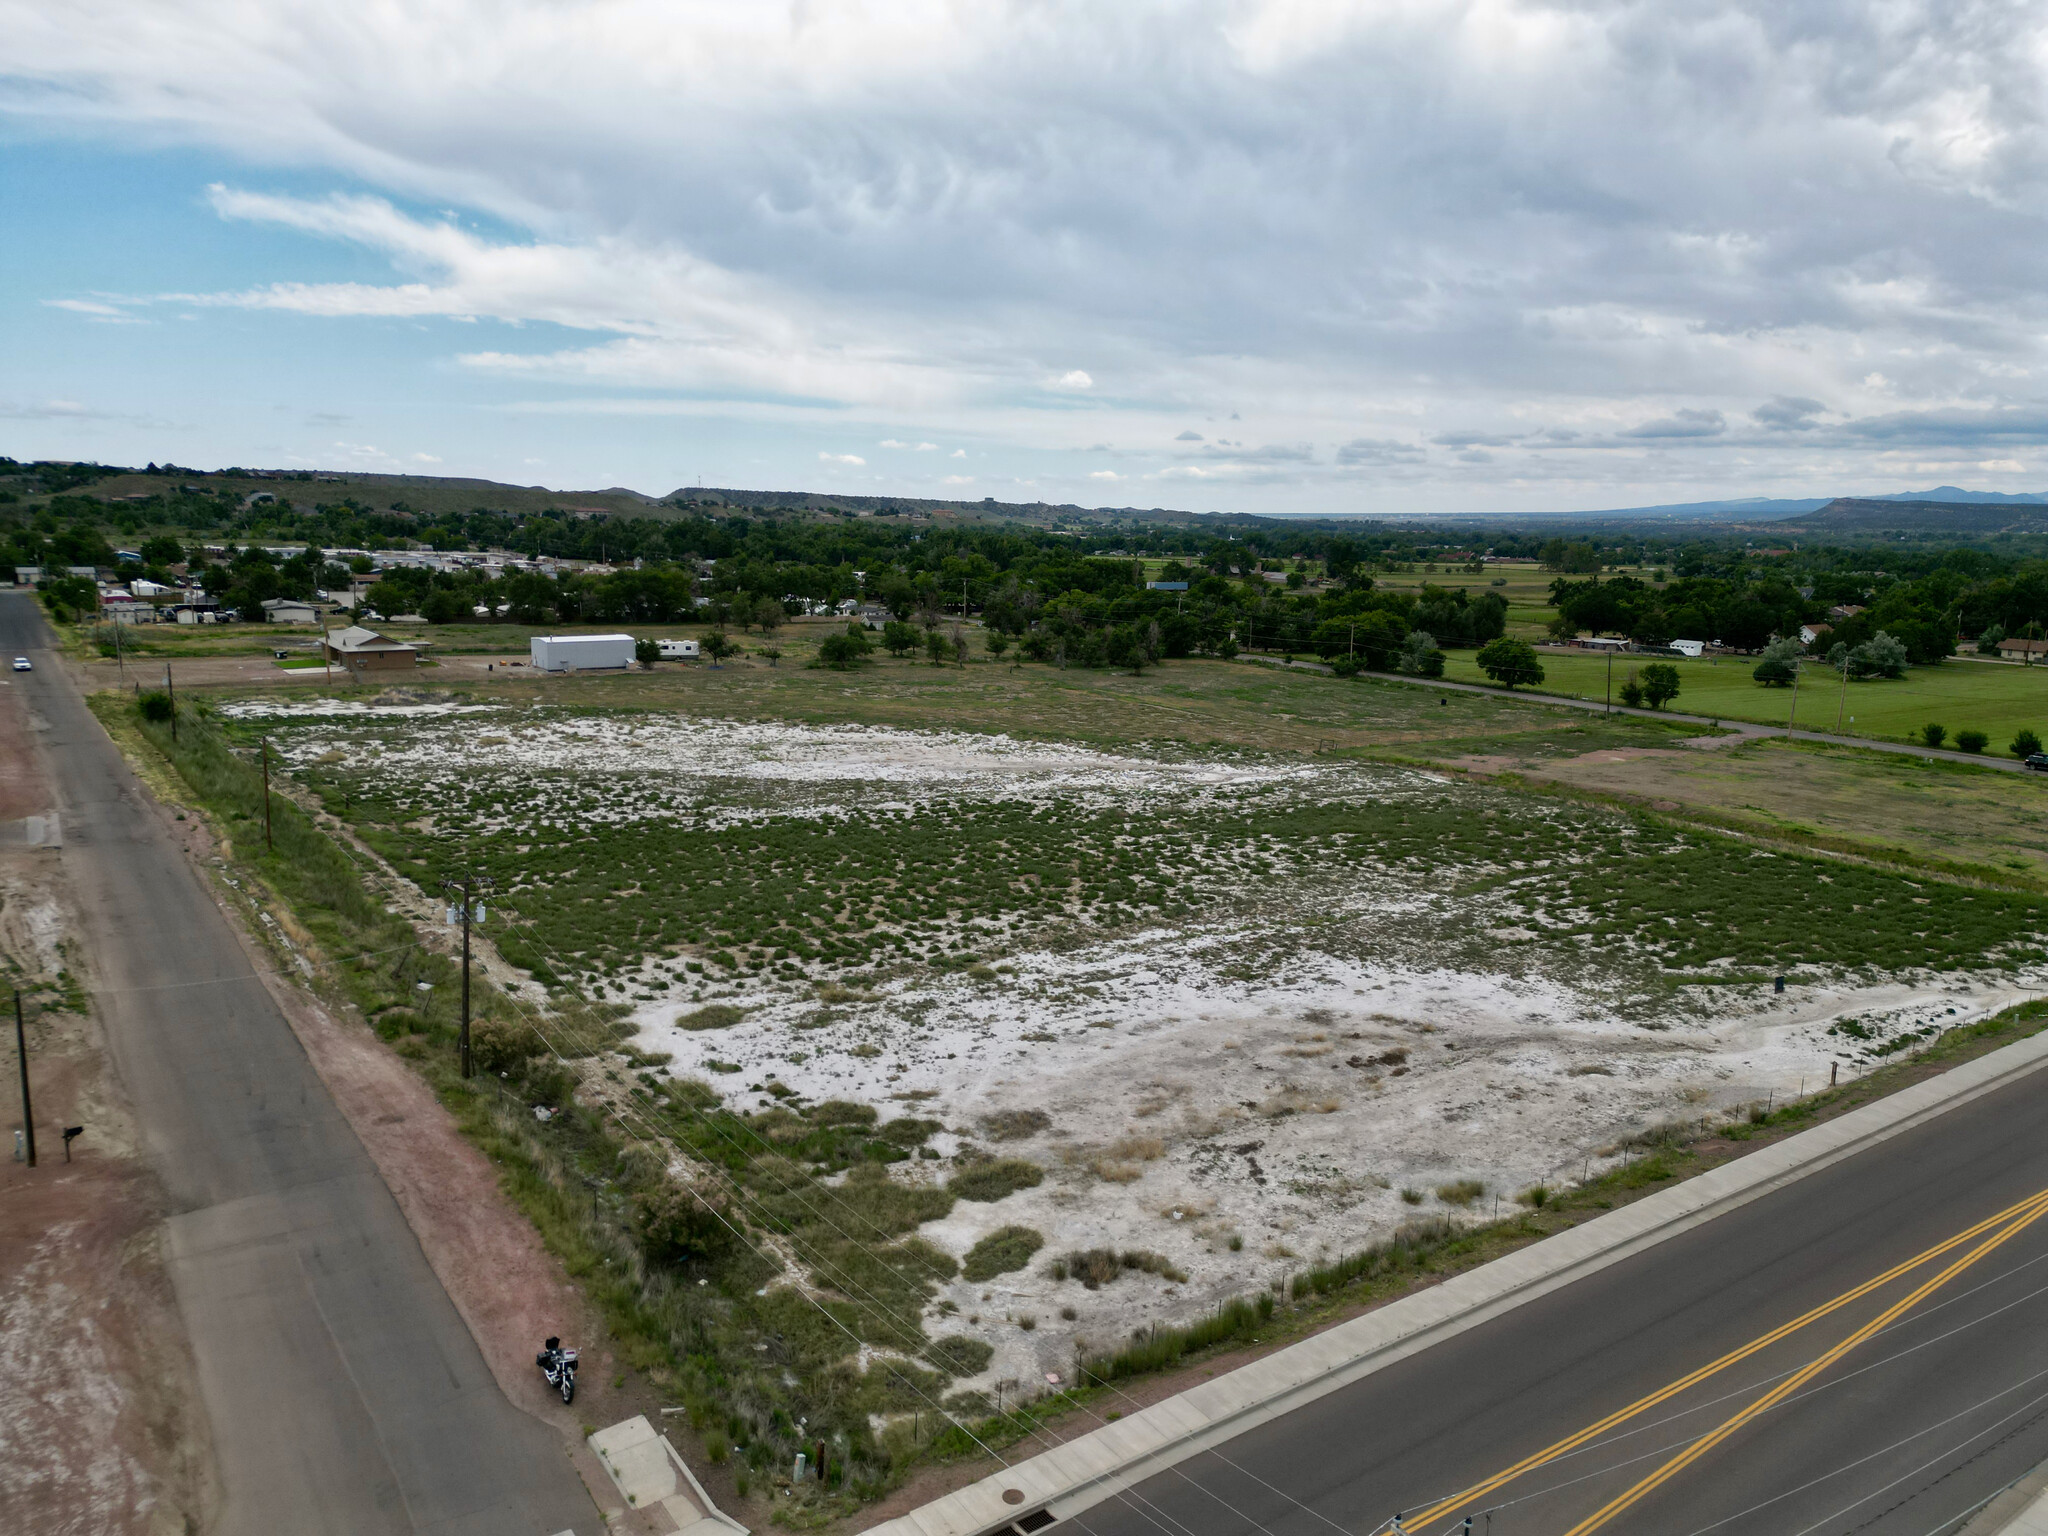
left=1776, top=497, right=2048, bottom=534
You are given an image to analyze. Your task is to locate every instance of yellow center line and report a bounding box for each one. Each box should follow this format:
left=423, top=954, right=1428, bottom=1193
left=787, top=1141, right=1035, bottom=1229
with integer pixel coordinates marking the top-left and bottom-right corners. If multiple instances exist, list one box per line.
left=1404, top=1187, right=2048, bottom=1533
left=1557, top=1195, right=2048, bottom=1536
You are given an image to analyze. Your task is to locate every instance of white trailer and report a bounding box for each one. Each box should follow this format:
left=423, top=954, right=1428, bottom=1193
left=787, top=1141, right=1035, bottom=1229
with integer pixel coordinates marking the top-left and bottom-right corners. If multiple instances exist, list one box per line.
left=529, top=633, right=636, bottom=672
left=657, top=638, right=700, bottom=660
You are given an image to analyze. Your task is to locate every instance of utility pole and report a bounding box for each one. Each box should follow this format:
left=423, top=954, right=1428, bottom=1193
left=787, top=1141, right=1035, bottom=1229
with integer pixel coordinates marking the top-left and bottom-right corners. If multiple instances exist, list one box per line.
left=260, top=738, right=274, bottom=852
left=442, top=873, right=494, bottom=1078
left=164, top=663, right=177, bottom=743
left=14, top=990, right=34, bottom=1168
left=1605, top=648, right=1613, bottom=714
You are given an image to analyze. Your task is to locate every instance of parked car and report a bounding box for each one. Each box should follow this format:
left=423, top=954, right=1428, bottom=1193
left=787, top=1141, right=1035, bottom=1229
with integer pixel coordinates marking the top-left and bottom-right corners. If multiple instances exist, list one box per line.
left=2025, top=753, right=2048, bottom=773
left=9, top=657, right=29, bottom=672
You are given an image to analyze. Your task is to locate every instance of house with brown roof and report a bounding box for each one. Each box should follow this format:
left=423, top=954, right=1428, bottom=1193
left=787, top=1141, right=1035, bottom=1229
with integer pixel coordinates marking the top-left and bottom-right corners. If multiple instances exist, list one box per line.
left=321, top=625, right=429, bottom=676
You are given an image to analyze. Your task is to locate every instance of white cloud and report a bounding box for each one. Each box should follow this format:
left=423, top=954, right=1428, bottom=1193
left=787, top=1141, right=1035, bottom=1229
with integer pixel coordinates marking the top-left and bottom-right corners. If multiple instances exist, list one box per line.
left=916, top=441, right=938, bottom=451
left=819, top=451, right=866, bottom=466
left=951, top=448, right=967, bottom=458
left=942, top=473, right=974, bottom=485
left=1089, top=469, right=1121, bottom=480
left=412, top=451, right=443, bottom=463
left=879, top=438, right=910, bottom=448
left=17, top=1, right=2048, bottom=508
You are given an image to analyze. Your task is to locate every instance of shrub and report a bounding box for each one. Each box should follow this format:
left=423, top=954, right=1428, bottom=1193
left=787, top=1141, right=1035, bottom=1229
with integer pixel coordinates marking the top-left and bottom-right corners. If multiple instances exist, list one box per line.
left=1080, top=1293, right=1274, bottom=1384
left=1619, top=675, right=1644, bottom=708
left=631, top=1182, right=732, bottom=1266
left=1476, top=637, right=1544, bottom=689
left=1956, top=729, right=1989, bottom=754
left=634, top=637, right=659, bottom=669
left=2013, top=728, right=2043, bottom=759
left=962, top=1225, right=1044, bottom=1282
left=1055, top=1247, right=1188, bottom=1288
left=949, top=1158, right=1043, bottom=1202
left=137, top=690, right=174, bottom=723
left=1435, top=1178, right=1485, bottom=1206
left=1920, top=723, right=1947, bottom=749
left=471, top=1016, right=545, bottom=1074
left=1753, top=655, right=1797, bottom=687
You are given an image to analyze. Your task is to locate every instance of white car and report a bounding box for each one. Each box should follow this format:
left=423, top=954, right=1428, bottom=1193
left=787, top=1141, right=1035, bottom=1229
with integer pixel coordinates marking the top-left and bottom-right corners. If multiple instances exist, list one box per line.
left=9, top=657, right=29, bottom=672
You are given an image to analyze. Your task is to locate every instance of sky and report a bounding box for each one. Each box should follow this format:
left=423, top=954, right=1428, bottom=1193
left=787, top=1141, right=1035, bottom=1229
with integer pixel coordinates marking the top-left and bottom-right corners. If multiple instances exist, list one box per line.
left=5, top=0, right=2048, bottom=516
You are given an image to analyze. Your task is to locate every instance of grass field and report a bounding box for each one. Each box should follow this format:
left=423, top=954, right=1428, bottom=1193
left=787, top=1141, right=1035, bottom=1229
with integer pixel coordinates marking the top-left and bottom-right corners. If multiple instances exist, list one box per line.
left=1441, top=649, right=2048, bottom=748
left=1520, top=737, right=2048, bottom=886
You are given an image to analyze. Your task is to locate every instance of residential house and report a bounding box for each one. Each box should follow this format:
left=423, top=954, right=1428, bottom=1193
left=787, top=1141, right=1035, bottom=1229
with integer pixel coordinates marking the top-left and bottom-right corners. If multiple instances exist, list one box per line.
left=322, top=625, right=426, bottom=675
left=1799, top=622, right=1832, bottom=646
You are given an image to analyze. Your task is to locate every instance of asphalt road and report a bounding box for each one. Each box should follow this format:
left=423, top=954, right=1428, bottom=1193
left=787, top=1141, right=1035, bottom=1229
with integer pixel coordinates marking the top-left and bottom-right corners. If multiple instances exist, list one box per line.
left=1068, top=1057, right=2048, bottom=1536
left=0, top=593, right=596, bottom=1536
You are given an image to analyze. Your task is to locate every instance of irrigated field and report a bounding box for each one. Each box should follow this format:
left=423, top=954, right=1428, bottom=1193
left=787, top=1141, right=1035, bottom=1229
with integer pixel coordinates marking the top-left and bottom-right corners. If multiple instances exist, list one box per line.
left=1443, top=648, right=2048, bottom=747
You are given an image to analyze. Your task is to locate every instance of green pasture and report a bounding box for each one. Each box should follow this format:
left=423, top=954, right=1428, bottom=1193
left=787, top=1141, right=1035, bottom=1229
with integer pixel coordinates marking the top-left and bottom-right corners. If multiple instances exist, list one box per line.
left=1440, top=650, right=2048, bottom=749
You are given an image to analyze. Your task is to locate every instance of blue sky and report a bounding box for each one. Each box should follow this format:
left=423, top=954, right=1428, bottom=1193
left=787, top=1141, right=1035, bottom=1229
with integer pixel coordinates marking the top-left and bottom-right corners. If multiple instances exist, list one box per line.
left=6, top=1, right=2048, bottom=514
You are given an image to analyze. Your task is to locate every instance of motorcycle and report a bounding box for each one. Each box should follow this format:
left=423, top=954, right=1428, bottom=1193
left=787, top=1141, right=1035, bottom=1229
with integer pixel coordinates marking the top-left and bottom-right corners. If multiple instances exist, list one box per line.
left=537, top=1336, right=578, bottom=1405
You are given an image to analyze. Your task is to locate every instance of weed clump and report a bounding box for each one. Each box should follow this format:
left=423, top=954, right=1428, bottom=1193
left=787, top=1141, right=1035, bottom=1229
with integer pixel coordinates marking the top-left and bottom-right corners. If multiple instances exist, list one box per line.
left=948, top=1158, right=1043, bottom=1203
left=677, top=1003, right=746, bottom=1030
left=962, top=1225, right=1044, bottom=1282
left=1055, top=1248, right=1189, bottom=1288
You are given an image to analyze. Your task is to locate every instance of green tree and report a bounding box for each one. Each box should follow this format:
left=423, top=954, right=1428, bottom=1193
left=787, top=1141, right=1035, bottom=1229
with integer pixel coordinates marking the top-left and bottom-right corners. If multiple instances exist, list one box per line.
left=1619, top=673, right=1645, bottom=708
left=817, top=632, right=867, bottom=670
left=1920, top=723, right=1947, bottom=748
left=1753, top=655, right=1798, bottom=686
left=634, top=637, right=659, bottom=669
left=632, top=1184, right=730, bottom=1267
left=702, top=629, right=737, bottom=667
left=2012, top=728, right=2043, bottom=759
left=1955, top=728, right=1989, bottom=754
left=1638, top=662, right=1681, bottom=710
left=924, top=628, right=950, bottom=665
left=757, top=644, right=782, bottom=667
left=1397, top=629, right=1446, bottom=678
left=881, top=619, right=921, bottom=655
left=984, top=629, right=1011, bottom=660
left=1476, top=637, right=1545, bottom=689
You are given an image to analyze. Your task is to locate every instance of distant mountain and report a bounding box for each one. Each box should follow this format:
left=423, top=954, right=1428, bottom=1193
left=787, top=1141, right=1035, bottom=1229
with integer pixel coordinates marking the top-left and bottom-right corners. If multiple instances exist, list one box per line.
left=1862, top=485, right=2048, bottom=505
left=1776, top=497, right=2048, bottom=534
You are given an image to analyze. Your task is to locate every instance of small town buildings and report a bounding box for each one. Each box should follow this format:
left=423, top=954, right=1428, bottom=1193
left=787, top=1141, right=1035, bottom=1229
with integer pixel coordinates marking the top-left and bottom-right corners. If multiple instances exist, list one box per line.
left=1669, top=639, right=1706, bottom=658
left=1799, top=623, right=1832, bottom=646
left=261, top=598, right=322, bottom=624
left=1998, top=638, right=2048, bottom=662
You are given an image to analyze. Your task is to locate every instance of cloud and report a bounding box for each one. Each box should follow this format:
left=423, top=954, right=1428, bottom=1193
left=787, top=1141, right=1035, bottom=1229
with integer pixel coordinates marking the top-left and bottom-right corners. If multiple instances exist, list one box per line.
left=1624, top=408, right=1727, bottom=440
left=1753, top=396, right=1828, bottom=431
left=16, top=2, right=2048, bottom=508
left=1335, top=437, right=1426, bottom=466
left=412, top=451, right=442, bottom=463
left=942, top=474, right=973, bottom=485
left=951, top=448, right=967, bottom=458
left=818, top=452, right=866, bottom=465
left=1089, top=469, right=1121, bottom=480
left=1431, top=430, right=1519, bottom=448
left=879, top=438, right=910, bottom=448
left=1175, top=430, right=1204, bottom=441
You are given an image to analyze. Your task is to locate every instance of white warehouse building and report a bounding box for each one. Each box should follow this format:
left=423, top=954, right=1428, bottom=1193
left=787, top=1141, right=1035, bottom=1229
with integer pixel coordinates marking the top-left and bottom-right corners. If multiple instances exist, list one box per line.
left=529, top=633, right=636, bottom=672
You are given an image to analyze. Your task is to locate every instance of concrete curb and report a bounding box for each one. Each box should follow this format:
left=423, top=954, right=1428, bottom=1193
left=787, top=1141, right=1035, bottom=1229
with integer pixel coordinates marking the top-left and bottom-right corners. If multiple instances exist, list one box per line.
left=868, top=1024, right=2048, bottom=1536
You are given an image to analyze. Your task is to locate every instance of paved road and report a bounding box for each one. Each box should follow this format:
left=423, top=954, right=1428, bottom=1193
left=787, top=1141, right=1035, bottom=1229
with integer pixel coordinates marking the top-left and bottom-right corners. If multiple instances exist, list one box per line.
left=1070, top=1055, right=2048, bottom=1536
left=1, top=593, right=596, bottom=1536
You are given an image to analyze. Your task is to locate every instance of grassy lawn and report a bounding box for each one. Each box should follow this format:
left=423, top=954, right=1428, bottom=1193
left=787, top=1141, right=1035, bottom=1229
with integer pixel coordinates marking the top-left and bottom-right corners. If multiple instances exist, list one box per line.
left=1441, top=649, right=2048, bottom=748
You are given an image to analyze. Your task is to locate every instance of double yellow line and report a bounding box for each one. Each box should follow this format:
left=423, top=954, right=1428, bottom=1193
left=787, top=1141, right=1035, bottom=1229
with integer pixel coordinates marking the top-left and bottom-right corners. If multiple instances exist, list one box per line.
left=1398, top=1186, right=2048, bottom=1536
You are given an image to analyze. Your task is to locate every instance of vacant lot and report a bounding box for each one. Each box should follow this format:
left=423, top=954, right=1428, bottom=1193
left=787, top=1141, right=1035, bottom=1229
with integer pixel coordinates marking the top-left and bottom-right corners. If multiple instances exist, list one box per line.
left=1442, top=648, right=2048, bottom=747
left=225, top=676, right=2048, bottom=1404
